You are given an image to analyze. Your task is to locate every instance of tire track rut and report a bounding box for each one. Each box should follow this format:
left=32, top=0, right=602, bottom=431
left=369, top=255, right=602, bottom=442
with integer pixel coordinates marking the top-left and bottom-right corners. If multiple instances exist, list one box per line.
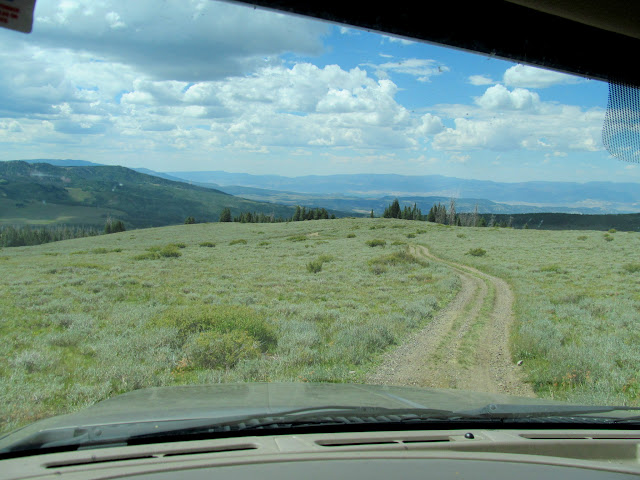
left=366, top=245, right=534, bottom=398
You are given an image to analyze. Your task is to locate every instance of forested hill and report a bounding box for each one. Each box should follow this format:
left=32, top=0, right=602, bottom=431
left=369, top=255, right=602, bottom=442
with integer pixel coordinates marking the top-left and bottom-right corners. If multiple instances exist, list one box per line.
left=0, top=161, right=297, bottom=228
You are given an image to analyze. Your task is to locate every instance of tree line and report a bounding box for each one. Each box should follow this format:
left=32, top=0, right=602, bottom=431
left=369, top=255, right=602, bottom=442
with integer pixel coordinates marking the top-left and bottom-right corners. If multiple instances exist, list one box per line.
left=0, top=224, right=103, bottom=247
left=381, top=198, right=515, bottom=228
left=217, top=206, right=336, bottom=223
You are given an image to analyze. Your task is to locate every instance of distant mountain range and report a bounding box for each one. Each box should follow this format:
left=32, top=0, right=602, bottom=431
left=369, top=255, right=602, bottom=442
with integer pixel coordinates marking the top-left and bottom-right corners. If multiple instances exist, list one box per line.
left=0, top=161, right=299, bottom=228
left=166, top=170, right=640, bottom=214
left=12, top=160, right=640, bottom=215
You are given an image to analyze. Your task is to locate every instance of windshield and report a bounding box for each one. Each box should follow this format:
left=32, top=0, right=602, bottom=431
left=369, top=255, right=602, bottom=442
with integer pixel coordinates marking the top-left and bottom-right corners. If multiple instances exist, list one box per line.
left=1, top=0, right=639, bottom=442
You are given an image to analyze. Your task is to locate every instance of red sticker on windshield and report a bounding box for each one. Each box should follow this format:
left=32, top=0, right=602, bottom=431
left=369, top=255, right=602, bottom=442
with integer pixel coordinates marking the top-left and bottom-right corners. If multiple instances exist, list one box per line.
left=0, top=0, right=36, bottom=33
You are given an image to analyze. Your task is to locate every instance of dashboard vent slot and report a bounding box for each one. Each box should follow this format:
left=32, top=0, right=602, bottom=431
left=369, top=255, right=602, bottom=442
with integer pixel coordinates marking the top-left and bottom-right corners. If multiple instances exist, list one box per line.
left=317, top=437, right=451, bottom=447
left=317, top=440, right=399, bottom=447
left=46, top=455, right=156, bottom=469
left=163, top=445, right=258, bottom=457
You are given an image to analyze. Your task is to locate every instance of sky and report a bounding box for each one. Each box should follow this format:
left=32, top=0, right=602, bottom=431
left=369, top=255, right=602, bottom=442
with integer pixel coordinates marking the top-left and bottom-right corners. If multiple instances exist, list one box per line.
left=0, top=0, right=638, bottom=183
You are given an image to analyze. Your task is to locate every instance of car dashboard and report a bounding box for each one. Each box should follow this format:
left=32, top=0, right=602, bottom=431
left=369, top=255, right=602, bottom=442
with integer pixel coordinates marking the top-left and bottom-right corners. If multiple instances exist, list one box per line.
left=5, top=428, right=640, bottom=479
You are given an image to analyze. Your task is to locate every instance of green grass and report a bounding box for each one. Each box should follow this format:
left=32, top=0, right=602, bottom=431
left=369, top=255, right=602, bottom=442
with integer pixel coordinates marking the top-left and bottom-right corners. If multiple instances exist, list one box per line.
left=0, top=218, right=459, bottom=433
left=423, top=225, right=640, bottom=406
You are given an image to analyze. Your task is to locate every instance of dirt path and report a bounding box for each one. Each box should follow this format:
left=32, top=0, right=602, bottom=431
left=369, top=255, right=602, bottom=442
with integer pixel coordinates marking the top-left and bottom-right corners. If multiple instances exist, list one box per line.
left=366, top=245, right=534, bottom=398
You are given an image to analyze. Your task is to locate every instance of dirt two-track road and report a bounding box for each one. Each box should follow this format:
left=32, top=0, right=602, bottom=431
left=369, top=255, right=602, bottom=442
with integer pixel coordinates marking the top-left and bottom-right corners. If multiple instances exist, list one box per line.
left=367, top=245, right=534, bottom=398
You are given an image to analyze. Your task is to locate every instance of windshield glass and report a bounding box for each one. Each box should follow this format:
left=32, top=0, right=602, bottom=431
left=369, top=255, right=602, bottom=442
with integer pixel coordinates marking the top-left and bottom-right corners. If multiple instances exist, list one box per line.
left=1, top=0, right=639, bottom=440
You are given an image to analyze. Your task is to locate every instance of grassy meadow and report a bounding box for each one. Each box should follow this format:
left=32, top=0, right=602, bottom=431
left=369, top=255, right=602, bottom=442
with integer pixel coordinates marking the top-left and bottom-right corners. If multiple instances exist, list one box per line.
left=1, top=218, right=639, bottom=433
left=424, top=225, right=640, bottom=406
left=0, top=218, right=459, bottom=433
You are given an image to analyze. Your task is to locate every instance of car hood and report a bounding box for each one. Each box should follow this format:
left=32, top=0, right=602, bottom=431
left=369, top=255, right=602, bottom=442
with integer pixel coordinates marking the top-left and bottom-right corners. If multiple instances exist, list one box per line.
left=0, top=382, right=561, bottom=449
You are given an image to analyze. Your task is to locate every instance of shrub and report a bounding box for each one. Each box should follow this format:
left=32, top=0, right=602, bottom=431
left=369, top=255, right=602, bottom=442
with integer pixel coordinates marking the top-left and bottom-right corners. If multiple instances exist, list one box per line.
left=406, top=233, right=416, bottom=238
left=346, top=233, right=356, bottom=238
left=609, top=228, right=617, bottom=233
left=307, top=260, right=323, bottom=273
left=185, top=330, right=260, bottom=370
left=369, top=264, right=387, bottom=275
left=229, top=239, right=247, bottom=245
left=466, top=248, right=486, bottom=257
left=540, top=264, right=568, bottom=274
left=199, top=242, right=216, bottom=247
left=287, top=235, right=307, bottom=242
left=135, top=244, right=182, bottom=260
left=623, top=263, right=640, bottom=273
left=159, top=245, right=182, bottom=257
left=604, top=234, right=614, bottom=242
left=366, top=239, right=386, bottom=247
left=154, top=305, right=277, bottom=349
left=369, top=251, right=428, bottom=267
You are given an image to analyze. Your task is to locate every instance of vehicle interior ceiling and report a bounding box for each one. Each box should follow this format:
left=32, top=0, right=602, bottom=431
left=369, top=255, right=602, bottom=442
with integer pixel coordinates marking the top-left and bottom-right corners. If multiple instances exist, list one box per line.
left=232, top=0, right=640, bottom=87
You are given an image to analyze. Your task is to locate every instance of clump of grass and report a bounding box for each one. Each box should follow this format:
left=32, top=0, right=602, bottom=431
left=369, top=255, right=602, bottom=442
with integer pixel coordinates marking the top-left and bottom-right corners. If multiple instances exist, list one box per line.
left=609, top=229, right=617, bottom=233
left=391, top=240, right=406, bottom=246
left=199, top=242, right=216, bottom=247
left=92, top=247, right=109, bottom=254
left=258, top=241, right=270, bottom=246
left=185, top=330, right=260, bottom=370
left=43, top=252, right=60, bottom=256
left=406, top=233, right=416, bottom=238
left=70, top=251, right=88, bottom=255
left=539, top=264, right=568, bottom=274
left=229, top=239, right=247, bottom=245
left=346, top=233, right=356, bottom=238
left=416, top=229, right=427, bottom=234
left=366, top=239, right=386, bottom=248
left=172, top=243, right=187, bottom=249
left=307, top=255, right=334, bottom=273
left=135, top=244, right=182, bottom=260
left=604, top=234, right=614, bottom=242
left=307, top=259, right=323, bottom=273
left=577, top=235, right=588, bottom=241
left=466, top=247, right=486, bottom=257
left=369, top=264, right=387, bottom=275
left=154, top=304, right=277, bottom=349
left=457, top=233, right=466, bottom=238
left=369, top=251, right=428, bottom=268
left=287, top=235, right=307, bottom=242
left=622, top=263, right=640, bottom=273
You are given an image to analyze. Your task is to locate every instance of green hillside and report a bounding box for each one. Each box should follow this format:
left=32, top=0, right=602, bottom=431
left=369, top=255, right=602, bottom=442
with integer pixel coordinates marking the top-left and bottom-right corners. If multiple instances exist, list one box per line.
left=0, top=161, right=297, bottom=228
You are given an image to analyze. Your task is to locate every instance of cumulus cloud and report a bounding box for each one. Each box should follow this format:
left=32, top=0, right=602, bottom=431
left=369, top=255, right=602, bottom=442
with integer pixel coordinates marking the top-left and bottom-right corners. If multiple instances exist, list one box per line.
left=503, top=64, right=582, bottom=89
left=468, top=75, right=494, bottom=86
left=367, top=58, right=449, bottom=82
left=414, top=113, right=444, bottom=136
left=32, top=0, right=328, bottom=81
left=475, top=84, right=540, bottom=111
left=432, top=101, right=604, bottom=153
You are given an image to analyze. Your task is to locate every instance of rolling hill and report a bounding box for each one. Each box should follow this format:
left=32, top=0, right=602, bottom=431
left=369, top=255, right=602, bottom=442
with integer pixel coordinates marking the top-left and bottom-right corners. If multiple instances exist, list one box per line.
left=0, top=161, right=301, bottom=228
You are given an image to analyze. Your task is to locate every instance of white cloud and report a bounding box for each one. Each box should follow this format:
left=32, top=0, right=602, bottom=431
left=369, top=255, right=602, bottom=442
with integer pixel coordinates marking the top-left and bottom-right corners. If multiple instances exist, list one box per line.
left=503, top=64, right=582, bottom=89
left=414, top=113, right=444, bottom=136
left=475, top=84, right=540, bottom=111
left=383, top=35, right=415, bottom=46
left=32, top=0, right=328, bottom=81
left=370, top=58, right=449, bottom=82
left=468, top=75, right=494, bottom=86
left=432, top=100, right=604, bottom=153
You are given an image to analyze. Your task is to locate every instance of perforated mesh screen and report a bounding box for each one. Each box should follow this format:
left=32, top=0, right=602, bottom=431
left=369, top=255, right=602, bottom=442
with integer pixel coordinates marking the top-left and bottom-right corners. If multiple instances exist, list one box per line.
left=602, top=82, right=640, bottom=163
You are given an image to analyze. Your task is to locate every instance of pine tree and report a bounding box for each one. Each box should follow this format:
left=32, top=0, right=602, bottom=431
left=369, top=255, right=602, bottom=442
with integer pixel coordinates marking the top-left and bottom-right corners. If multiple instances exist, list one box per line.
left=219, top=207, right=232, bottom=222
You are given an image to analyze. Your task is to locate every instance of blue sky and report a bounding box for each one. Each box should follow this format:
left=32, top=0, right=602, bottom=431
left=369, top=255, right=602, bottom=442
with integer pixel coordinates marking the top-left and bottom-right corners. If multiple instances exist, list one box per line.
left=0, top=0, right=637, bottom=183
